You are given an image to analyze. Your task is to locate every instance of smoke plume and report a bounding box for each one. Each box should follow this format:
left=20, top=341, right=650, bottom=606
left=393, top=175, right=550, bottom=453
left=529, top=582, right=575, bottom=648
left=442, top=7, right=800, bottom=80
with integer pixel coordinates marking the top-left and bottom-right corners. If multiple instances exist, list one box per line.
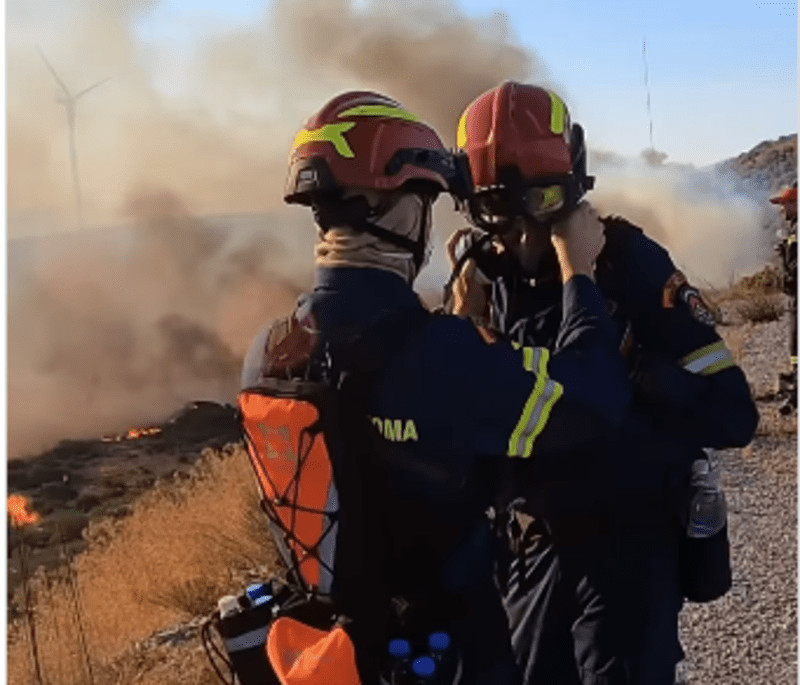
left=8, top=0, right=545, bottom=456
left=6, top=0, right=781, bottom=457
left=588, top=154, right=776, bottom=287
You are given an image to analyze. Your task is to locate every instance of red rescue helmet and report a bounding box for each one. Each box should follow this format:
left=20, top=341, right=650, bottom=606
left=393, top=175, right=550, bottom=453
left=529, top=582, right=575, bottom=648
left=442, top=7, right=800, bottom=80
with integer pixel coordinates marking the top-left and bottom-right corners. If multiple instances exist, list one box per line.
left=456, top=81, right=594, bottom=230
left=770, top=182, right=798, bottom=206
left=285, top=91, right=455, bottom=205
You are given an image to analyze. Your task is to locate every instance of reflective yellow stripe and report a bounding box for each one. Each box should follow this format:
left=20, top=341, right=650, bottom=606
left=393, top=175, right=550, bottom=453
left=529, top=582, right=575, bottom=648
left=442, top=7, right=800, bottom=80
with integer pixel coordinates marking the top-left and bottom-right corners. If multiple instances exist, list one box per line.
left=511, top=343, right=536, bottom=370
left=522, top=346, right=535, bottom=372
left=291, top=122, right=357, bottom=158
left=508, top=348, right=564, bottom=458
left=521, top=352, right=563, bottom=457
left=680, top=340, right=725, bottom=365
left=547, top=91, right=566, bottom=135
left=788, top=234, right=797, bottom=245
left=457, top=108, right=469, bottom=149
left=508, top=384, right=540, bottom=457
left=338, top=105, right=420, bottom=122
left=680, top=340, right=734, bottom=375
left=701, top=356, right=736, bottom=376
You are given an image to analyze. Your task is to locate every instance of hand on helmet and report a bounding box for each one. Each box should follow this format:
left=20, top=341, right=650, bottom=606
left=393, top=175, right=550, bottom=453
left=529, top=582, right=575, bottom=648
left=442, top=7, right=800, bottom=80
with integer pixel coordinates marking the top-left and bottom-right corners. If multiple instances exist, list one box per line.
left=446, top=227, right=492, bottom=320
left=550, top=201, right=605, bottom=283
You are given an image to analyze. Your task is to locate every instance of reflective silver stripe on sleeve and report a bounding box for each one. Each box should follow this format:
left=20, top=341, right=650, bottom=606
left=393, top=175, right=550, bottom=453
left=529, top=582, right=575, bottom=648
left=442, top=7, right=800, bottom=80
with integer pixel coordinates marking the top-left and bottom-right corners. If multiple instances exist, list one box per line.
left=680, top=340, right=735, bottom=376
left=508, top=347, right=565, bottom=458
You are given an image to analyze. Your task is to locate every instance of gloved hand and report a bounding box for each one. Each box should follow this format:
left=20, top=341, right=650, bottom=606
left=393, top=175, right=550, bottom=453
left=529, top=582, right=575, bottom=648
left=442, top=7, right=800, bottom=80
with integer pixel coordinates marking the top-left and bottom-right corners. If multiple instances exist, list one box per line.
left=445, top=227, right=492, bottom=321
left=550, top=201, right=605, bottom=283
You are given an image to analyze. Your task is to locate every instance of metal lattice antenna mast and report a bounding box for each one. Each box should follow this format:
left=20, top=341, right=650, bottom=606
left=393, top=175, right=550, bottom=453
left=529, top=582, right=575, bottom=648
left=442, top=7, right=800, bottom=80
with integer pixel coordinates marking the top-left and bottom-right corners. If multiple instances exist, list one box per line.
left=642, top=38, right=655, bottom=151
left=37, top=47, right=110, bottom=229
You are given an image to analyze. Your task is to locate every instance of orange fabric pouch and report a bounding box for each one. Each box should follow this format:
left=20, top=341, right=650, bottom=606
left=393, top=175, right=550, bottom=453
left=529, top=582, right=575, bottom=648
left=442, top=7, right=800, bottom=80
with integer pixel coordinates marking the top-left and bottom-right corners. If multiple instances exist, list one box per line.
left=266, top=616, right=361, bottom=685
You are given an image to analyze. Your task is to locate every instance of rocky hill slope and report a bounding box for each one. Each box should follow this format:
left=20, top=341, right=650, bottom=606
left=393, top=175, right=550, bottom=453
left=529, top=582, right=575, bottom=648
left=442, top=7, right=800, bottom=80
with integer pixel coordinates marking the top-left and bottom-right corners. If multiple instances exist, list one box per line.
left=719, top=133, right=797, bottom=193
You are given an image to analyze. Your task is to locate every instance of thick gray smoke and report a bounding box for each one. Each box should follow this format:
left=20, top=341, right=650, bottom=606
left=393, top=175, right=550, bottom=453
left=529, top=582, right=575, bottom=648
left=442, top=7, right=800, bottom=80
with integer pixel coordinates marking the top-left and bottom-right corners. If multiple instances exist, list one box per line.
left=7, top=0, right=544, bottom=457
left=8, top=0, right=543, bottom=230
left=7, top=204, right=312, bottom=457
left=6, top=0, right=781, bottom=457
left=587, top=153, right=777, bottom=287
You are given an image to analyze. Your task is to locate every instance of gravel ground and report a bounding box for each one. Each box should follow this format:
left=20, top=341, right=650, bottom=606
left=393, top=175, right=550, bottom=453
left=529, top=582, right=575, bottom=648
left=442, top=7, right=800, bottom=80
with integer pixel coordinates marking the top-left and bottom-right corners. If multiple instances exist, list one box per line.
left=677, top=309, right=797, bottom=684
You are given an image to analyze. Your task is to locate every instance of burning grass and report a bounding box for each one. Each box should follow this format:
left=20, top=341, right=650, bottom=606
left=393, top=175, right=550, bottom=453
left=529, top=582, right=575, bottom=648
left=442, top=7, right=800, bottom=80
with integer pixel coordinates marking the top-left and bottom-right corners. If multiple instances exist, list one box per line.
left=7, top=443, right=279, bottom=685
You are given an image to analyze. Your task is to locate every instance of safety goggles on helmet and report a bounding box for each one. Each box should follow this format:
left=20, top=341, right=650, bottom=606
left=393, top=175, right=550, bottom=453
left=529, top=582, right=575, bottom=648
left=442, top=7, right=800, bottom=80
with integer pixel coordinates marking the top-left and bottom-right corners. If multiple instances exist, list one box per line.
left=468, top=182, right=566, bottom=233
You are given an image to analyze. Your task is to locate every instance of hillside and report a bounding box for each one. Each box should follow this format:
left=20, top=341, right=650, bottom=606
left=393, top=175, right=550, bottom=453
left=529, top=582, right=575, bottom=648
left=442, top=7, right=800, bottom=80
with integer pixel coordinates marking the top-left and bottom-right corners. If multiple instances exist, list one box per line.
left=719, top=133, right=797, bottom=192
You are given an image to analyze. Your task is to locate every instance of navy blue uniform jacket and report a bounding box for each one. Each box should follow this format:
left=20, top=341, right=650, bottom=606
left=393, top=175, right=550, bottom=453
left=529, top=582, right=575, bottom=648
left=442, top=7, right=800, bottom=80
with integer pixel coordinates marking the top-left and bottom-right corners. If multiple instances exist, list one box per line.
left=243, top=265, right=633, bottom=588
left=491, top=218, right=759, bottom=521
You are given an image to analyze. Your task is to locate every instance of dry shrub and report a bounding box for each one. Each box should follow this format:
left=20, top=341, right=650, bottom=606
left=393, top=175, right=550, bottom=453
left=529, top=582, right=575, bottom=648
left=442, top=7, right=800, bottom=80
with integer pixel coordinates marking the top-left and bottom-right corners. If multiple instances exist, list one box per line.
left=148, top=575, right=228, bottom=618
left=709, top=265, right=784, bottom=303
left=7, top=443, right=279, bottom=685
left=735, top=295, right=786, bottom=324
left=734, top=265, right=783, bottom=296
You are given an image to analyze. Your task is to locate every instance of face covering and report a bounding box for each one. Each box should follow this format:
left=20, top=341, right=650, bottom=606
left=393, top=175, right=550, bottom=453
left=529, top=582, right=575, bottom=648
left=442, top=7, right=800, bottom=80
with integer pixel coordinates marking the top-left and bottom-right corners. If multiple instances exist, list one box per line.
left=315, top=190, right=433, bottom=283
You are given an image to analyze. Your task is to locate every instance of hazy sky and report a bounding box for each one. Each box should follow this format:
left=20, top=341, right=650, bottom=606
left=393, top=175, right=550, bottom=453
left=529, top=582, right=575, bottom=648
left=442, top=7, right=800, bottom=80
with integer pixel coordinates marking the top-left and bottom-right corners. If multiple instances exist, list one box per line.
left=134, top=0, right=797, bottom=166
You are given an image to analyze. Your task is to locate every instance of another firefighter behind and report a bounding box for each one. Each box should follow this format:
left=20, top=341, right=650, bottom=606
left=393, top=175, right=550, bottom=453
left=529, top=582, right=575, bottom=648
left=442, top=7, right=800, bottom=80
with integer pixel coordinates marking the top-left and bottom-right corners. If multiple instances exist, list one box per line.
left=450, top=81, right=758, bottom=685
left=771, top=181, right=797, bottom=414
left=239, top=90, right=634, bottom=683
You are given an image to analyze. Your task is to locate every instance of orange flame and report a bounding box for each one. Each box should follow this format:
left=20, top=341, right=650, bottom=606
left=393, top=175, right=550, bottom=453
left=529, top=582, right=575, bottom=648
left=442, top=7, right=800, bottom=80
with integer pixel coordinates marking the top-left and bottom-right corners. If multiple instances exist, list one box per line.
left=101, top=426, right=162, bottom=442
left=125, top=427, right=161, bottom=440
left=7, top=495, right=40, bottom=527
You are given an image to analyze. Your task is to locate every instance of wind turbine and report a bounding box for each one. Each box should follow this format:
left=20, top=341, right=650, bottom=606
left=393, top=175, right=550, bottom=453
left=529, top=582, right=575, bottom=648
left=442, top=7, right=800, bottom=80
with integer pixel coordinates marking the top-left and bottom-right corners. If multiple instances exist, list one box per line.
left=37, top=47, right=110, bottom=229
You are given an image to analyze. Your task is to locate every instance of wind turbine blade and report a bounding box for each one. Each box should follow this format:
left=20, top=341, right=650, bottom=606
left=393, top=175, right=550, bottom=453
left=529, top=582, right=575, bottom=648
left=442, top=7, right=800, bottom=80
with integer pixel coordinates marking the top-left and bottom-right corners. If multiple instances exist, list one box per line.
left=36, top=45, right=70, bottom=96
left=75, top=77, right=111, bottom=100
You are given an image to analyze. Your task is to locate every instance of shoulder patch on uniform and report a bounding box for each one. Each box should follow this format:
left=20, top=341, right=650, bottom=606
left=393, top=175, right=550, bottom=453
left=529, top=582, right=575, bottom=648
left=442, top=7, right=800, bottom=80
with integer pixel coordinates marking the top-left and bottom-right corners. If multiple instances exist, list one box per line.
left=679, top=285, right=716, bottom=326
left=262, top=310, right=319, bottom=377
left=662, top=270, right=688, bottom=308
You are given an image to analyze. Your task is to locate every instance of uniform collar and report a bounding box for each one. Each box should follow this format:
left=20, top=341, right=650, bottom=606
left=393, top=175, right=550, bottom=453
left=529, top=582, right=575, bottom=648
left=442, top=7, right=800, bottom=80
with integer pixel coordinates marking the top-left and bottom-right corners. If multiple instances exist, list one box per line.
left=314, top=266, right=422, bottom=310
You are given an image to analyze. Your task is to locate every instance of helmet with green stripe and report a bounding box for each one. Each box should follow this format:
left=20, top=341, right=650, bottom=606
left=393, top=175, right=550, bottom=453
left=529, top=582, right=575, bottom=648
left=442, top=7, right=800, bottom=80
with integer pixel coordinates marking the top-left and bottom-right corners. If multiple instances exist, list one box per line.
left=285, top=91, right=454, bottom=205
left=456, top=82, right=595, bottom=231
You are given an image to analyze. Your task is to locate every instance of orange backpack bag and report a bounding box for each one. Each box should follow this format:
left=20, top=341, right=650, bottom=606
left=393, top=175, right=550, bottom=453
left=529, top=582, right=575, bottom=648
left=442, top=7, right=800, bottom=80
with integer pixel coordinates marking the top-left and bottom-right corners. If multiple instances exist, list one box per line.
left=233, top=307, right=431, bottom=684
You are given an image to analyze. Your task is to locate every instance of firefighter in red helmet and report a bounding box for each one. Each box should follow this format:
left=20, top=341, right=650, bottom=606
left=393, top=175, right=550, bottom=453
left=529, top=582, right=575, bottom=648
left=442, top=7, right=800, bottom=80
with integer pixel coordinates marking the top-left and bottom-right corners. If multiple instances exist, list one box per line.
left=771, top=181, right=797, bottom=414
left=240, top=90, right=636, bottom=683
left=449, top=81, right=758, bottom=685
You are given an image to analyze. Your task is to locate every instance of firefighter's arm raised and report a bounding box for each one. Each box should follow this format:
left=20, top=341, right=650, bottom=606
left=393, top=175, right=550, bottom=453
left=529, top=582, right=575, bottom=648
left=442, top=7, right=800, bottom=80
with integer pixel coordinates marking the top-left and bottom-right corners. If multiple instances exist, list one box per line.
left=437, top=203, right=630, bottom=460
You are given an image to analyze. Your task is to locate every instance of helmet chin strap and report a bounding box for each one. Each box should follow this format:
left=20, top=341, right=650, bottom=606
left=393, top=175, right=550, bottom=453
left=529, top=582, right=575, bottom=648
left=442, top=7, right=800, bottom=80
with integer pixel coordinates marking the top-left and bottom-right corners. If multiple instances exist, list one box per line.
left=312, top=193, right=433, bottom=274
left=498, top=218, right=561, bottom=284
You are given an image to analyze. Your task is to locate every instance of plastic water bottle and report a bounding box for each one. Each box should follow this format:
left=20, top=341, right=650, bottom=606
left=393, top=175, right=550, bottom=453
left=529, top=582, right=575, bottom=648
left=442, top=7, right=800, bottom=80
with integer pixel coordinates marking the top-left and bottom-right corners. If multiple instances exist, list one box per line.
left=245, top=582, right=274, bottom=608
left=427, top=631, right=456, bottom=682
left=686, top=456, right=726, bottom=538
left=218, top=585, right=278, bottom=685
left=409, top=655, right=437, bottom=682
left=427, top=631, right=451, bottom=658
left=680, top=451, right=732, bottom=602
left=388, top=638, right=412, bottom=684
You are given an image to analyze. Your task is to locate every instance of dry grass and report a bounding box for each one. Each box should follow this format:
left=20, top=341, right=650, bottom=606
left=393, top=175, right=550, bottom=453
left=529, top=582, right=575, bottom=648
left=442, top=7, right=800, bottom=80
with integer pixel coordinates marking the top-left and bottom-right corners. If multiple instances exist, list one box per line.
left=7, top=443, right=279, bottom=685
left=701, top=265, right=785, bottom=326
left=705, top=265, right=783, bottom=304
left=735, top=295, right=786, bottom=324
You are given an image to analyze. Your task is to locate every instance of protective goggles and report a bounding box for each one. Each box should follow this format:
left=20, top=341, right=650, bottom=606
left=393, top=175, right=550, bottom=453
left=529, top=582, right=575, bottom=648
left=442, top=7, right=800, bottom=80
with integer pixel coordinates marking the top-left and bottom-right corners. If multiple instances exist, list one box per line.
left=468, top=184, right=565, bottom=232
